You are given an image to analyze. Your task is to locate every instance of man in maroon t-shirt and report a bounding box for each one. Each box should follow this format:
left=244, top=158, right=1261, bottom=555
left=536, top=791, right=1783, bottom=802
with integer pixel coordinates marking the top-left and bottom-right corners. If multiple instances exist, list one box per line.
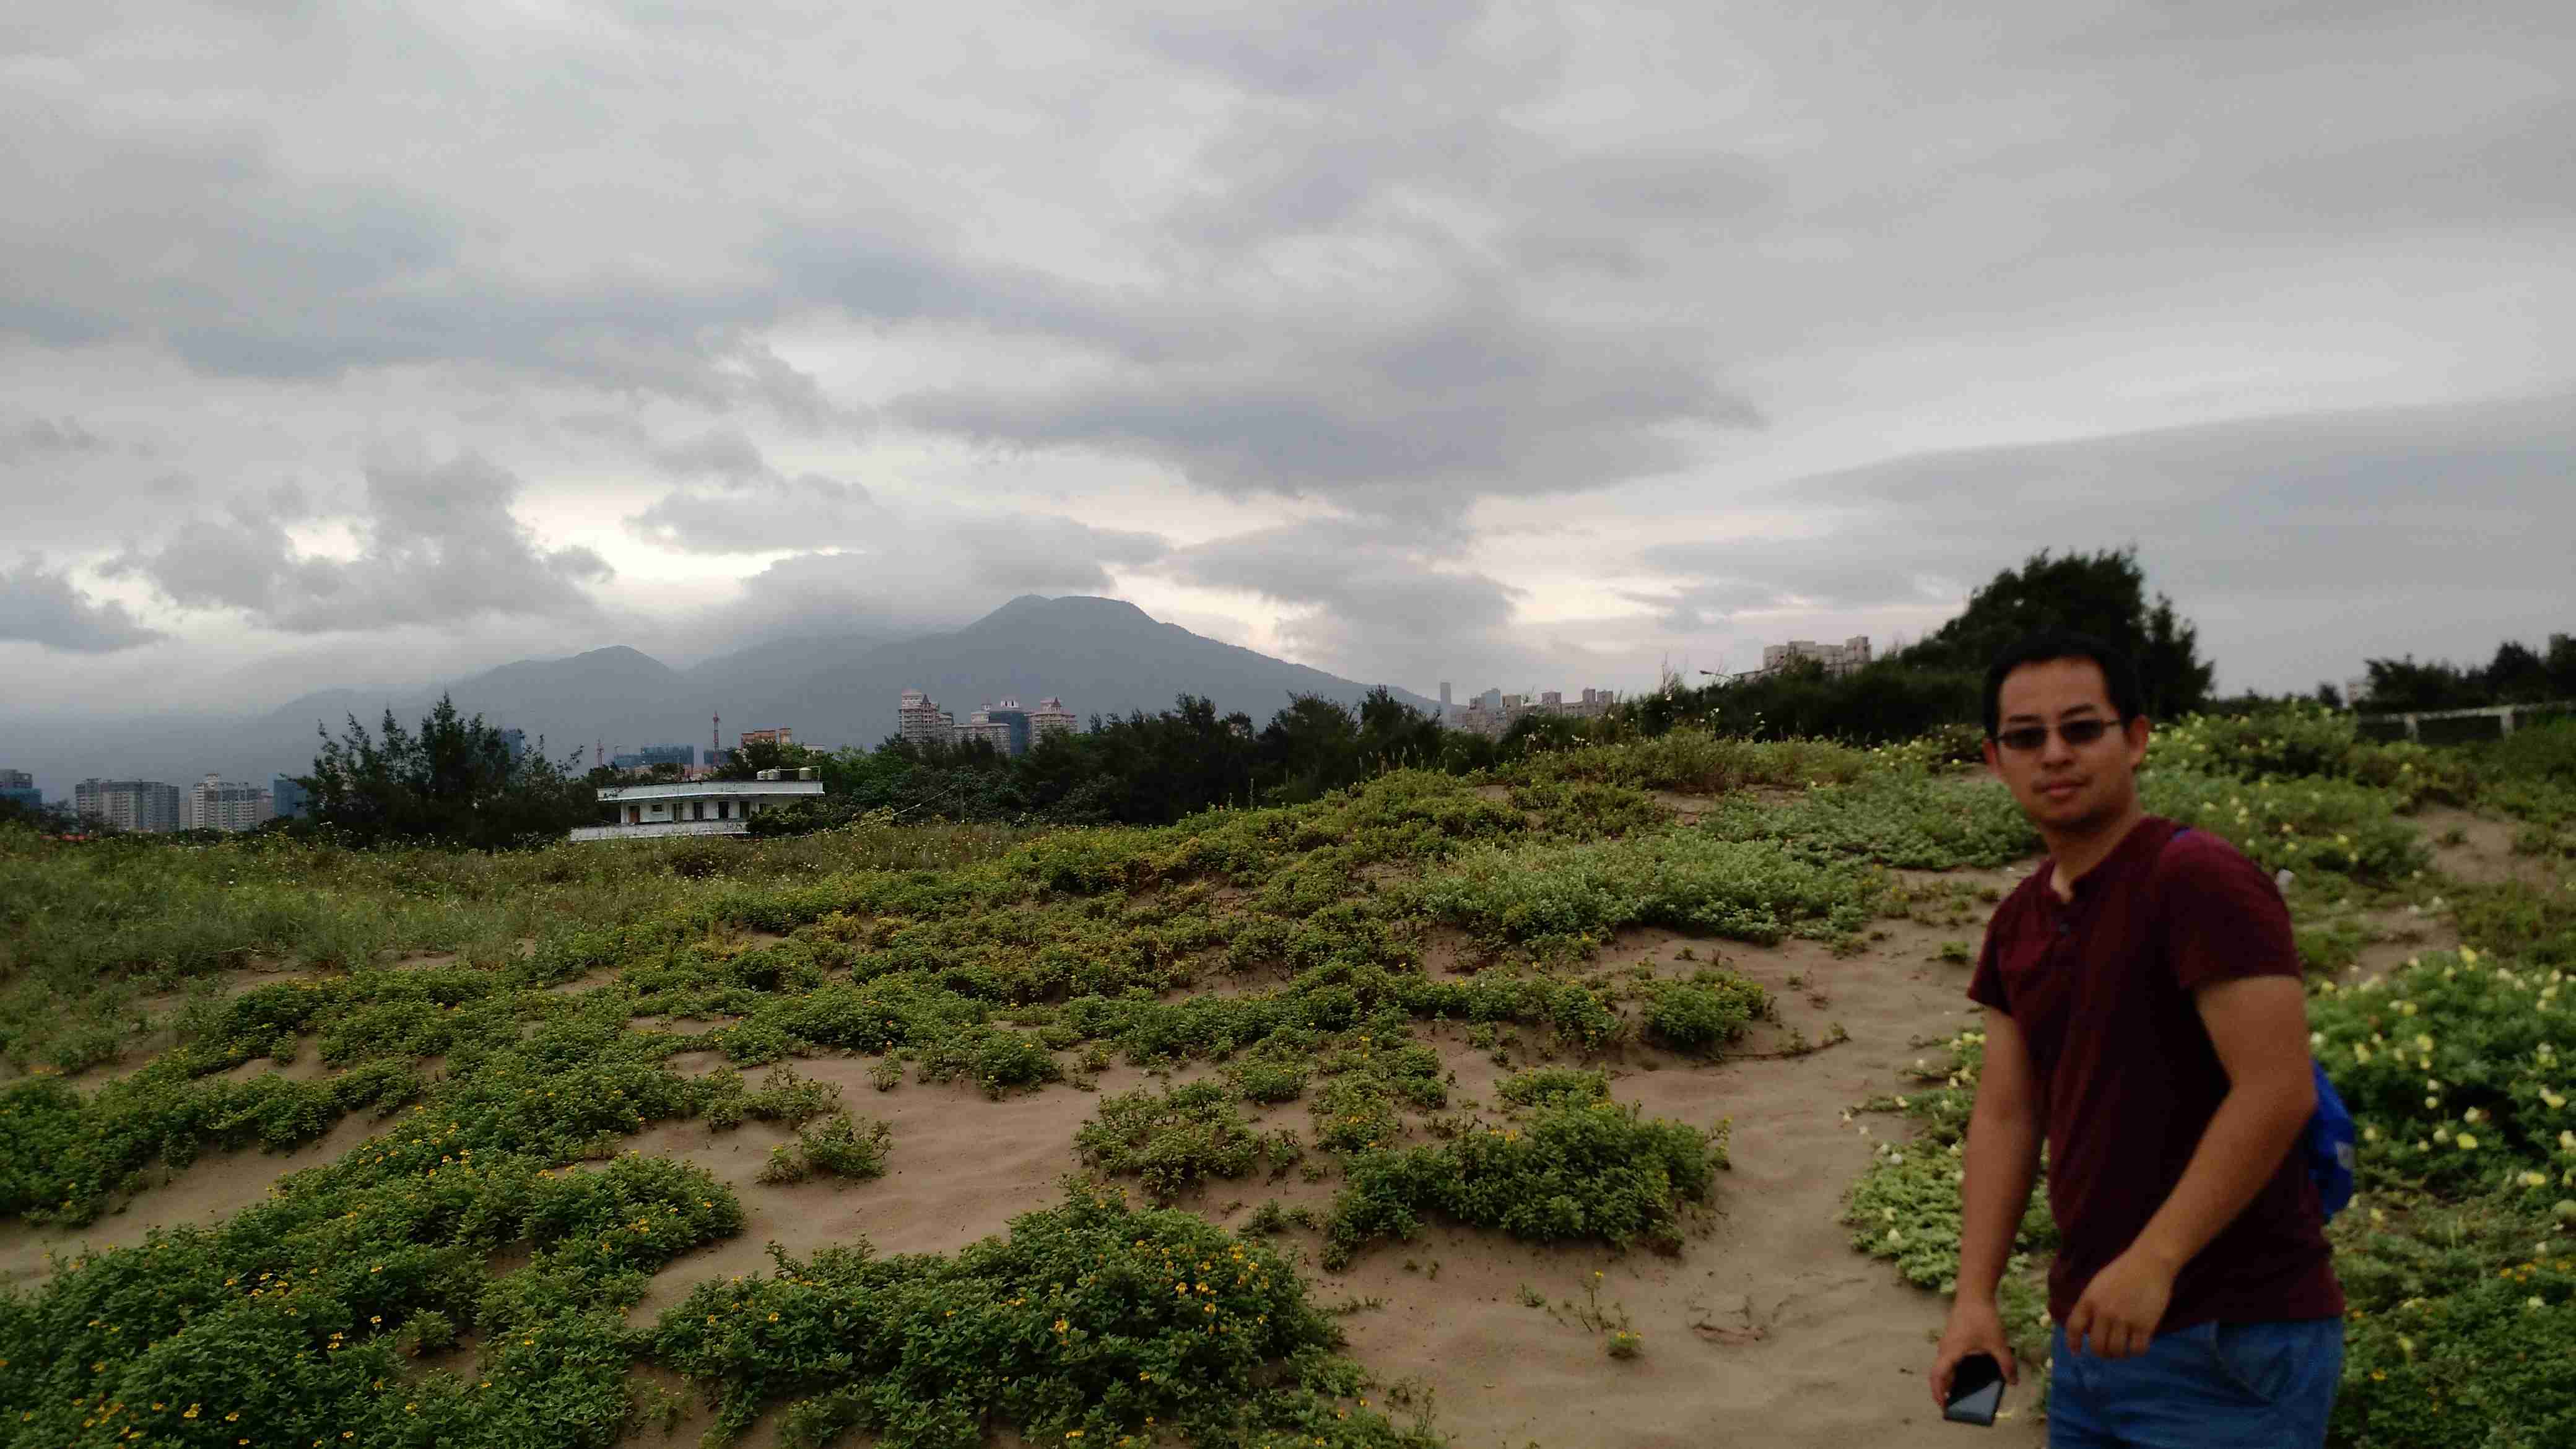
left=1926, top=632, right=2343, bottom=1447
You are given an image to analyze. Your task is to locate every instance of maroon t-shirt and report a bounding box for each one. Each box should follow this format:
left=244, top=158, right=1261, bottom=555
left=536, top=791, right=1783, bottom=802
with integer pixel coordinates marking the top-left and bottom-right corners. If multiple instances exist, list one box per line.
left=1968, top=816, right=2343, bottom=1332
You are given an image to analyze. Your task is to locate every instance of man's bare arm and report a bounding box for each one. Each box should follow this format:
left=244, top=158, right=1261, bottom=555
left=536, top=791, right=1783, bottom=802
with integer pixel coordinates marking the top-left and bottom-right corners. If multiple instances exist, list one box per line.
left=2063, top=974, right=2316, bottom=1357
left=1930, top=1008, right=2043, bottom=1406
left=1957, top=1009, right=2044, bottom=1305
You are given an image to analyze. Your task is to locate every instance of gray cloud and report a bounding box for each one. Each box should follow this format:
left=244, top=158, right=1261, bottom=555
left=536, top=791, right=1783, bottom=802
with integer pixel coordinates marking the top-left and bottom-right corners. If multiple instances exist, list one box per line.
left=1160, top=518, right=1557, bottom=689
left=696, top=509, right=1172, bottom=648
left=0, top=414, right=112, bottom=461
left=1632, top=393, right=2576, bottom=690
left=106, top=453, right=613, bottom=633
left=0, top=554, right=165, bottom=653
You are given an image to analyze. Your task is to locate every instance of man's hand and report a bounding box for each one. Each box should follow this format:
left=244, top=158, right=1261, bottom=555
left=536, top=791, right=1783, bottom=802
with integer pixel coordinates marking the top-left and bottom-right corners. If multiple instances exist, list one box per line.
left=2062, top=1246, right=2177, bottom=1359
left=1929, top=1297, right=2018, bottom=1411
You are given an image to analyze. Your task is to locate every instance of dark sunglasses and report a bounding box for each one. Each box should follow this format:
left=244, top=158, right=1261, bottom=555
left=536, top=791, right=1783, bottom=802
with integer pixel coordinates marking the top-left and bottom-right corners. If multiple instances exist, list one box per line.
left=1992, top=718, right=2115, bottom=753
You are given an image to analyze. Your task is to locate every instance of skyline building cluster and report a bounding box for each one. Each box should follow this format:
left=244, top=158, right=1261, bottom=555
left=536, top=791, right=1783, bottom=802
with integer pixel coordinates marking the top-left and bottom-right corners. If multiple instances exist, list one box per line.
left=898, top=690, right=1076, bottom=756
left=1752, top=635, right=1874, bottom=681
left=1435, top=682, right=1622, bottom=739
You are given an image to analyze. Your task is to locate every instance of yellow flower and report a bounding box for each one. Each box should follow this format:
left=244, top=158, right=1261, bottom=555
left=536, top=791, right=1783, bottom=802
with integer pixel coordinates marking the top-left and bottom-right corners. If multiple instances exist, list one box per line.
left=2457, top=1133, right=2480, bottom=1150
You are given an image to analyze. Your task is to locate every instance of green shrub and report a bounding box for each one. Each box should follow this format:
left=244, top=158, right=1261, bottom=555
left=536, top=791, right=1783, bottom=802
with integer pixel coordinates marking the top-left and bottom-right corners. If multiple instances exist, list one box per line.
left=1224, top=1056, right=1312, bottom=1103
left=1640, top=972, right=1769, bottom=1057
left=2330, top=1196, right=2576, bottom=1448
left=1700, top=769, right=2039, bottom=869
left=2138, top=770, right=2429, bottom=886
left=648, top=1188, right=1438, bottom=1449
left=2308, top=949, right=2576, bottom=1204
left=1495, top=1068, right=1609, bottom=1110
left=1412, top=832, right=1879, bottom=959
left=799, top=1112, right=895, bottom=1178
left=915, top=1025, right=1063, bottom=1098
left=1500, top=731, right=1870, bottom=794
left=1323, top=1098, right=1725, bottom=1267
left=1076, top=1083, right=1282, bottom=1201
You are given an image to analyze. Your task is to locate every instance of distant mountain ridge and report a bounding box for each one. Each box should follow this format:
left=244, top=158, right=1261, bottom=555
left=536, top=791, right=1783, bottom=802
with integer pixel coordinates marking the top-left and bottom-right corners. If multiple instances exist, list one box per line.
left=94, top=596, right=1427, bottom=786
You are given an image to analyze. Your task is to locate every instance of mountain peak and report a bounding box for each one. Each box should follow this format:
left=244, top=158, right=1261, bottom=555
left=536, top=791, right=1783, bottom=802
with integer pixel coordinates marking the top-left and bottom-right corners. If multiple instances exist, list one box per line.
left=964, top=594, right=1157, bottom=632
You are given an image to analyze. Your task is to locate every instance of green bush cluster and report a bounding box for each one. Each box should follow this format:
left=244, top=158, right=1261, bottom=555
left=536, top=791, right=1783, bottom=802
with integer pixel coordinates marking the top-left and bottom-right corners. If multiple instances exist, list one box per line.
left=1323, top=1096, right=1725, bottom=1268
left=1496, top=732, right=1870, bottom=796
left=1494, top=1068, right=1610, bottom=1110
left=0, top=1141, right=744, bottom=1449
left=1411, top=831, right=1881, bottom=958
left=755, top=1112, right=895, bottom=1184
left=649, top=1187, right=1437, bottom=1449
left=2308, top=951, right=2576, bottom=1207
left=1075, top=1083, right=1296, bottom=1201
left=1638, top=972, right=1770, bottom=1057
left=2139, top=769, right=2430, bottom=886
left=1699, top=768, right=2039, bottom=870
left=2331, top=1196, right=2576, bottom=1447
left=2148, top=707, right=2478, bottom=808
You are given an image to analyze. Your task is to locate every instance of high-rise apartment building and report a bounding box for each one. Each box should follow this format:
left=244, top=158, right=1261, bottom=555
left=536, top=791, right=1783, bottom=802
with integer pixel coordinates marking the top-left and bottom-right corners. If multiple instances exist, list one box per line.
left=1757, top=636, right=1872, bottom=679
left=1, top=768, right=39, bottom=814
left=1438, top=682, right=1453, bottom=716
left=186, top=775, right=273, bottom=832
left=897, top=690, right=957, bottom=747
left=1030, top=697, right=1077, bottom=742
left=272, top=775, right=311, bottom=819
left=983, top=699, right=1034, bottom=756
left=958, top=707, right=1014, bottom=753
left=74, top=778, right=183, bottom=833
left=738, top=728, right=794, bottom=750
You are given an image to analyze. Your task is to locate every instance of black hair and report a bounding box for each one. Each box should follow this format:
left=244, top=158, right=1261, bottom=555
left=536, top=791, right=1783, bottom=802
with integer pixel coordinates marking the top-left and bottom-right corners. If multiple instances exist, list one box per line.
left=1982, top=630, right=2147, bottom=738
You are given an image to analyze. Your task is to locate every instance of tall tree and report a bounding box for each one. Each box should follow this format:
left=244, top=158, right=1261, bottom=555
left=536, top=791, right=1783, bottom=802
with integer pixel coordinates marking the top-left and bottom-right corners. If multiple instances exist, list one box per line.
left=1904, top=547, right=2214, bottom=718
left=300, top=695, right=592, bottom=848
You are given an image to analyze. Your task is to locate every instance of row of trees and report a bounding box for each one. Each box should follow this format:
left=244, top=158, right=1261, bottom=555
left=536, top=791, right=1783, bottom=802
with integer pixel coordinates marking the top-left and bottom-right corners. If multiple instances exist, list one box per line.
left=2352, top=635, right=2576, bottom=713
left=40, top=546, right=2545, bottom=850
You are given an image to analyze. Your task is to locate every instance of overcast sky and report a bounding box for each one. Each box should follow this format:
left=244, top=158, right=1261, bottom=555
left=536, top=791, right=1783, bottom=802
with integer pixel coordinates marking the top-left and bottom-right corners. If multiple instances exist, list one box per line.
left=5, top=0, right=2571, bottom=726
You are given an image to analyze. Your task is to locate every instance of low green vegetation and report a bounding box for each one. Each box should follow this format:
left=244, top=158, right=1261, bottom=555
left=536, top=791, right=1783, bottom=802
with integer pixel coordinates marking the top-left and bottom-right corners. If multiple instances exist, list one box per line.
left=7, top=664, right=2573, bottom=1446
left=653, top=1187, right=1438, bottom=1449
left=1075, top=1082, right=1299, bottom=1201
left=1323, top=1090, right=1726, bottom=1268
left=1699, top=768, right=2037, bottom=870
left=1411, top=832, right=1882, bottom=959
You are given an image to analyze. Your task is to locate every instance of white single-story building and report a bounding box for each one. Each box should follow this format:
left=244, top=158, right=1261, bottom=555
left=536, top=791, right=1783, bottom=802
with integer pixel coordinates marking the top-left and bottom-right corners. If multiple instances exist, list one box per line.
left=568, top=772, right=825, bottom=842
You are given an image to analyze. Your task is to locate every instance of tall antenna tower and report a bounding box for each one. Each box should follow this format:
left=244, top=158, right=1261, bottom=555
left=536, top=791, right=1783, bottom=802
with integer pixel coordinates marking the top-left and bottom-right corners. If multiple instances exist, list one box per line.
left=710, top=711, right=720, bottom=764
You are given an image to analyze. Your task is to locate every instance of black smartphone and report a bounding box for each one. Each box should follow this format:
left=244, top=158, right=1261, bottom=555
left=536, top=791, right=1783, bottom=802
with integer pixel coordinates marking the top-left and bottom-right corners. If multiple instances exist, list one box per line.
left=1943, top=1352, right=2005, bottom=1427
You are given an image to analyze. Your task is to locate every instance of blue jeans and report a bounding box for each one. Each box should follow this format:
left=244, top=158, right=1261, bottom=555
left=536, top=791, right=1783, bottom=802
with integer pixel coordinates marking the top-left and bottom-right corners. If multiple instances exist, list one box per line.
left=2048, top=1318, right=2343, bottom=1448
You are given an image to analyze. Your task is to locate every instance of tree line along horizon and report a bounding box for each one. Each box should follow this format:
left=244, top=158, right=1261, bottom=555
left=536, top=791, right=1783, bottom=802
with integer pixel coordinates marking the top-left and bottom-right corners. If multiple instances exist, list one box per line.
left=10, top=547, right=2567, bottom=850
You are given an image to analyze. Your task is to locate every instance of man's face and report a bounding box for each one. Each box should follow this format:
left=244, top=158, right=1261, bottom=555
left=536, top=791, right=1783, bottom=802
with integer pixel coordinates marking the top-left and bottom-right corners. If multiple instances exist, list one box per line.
left=1983, top=657, right=2151, bottom=833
